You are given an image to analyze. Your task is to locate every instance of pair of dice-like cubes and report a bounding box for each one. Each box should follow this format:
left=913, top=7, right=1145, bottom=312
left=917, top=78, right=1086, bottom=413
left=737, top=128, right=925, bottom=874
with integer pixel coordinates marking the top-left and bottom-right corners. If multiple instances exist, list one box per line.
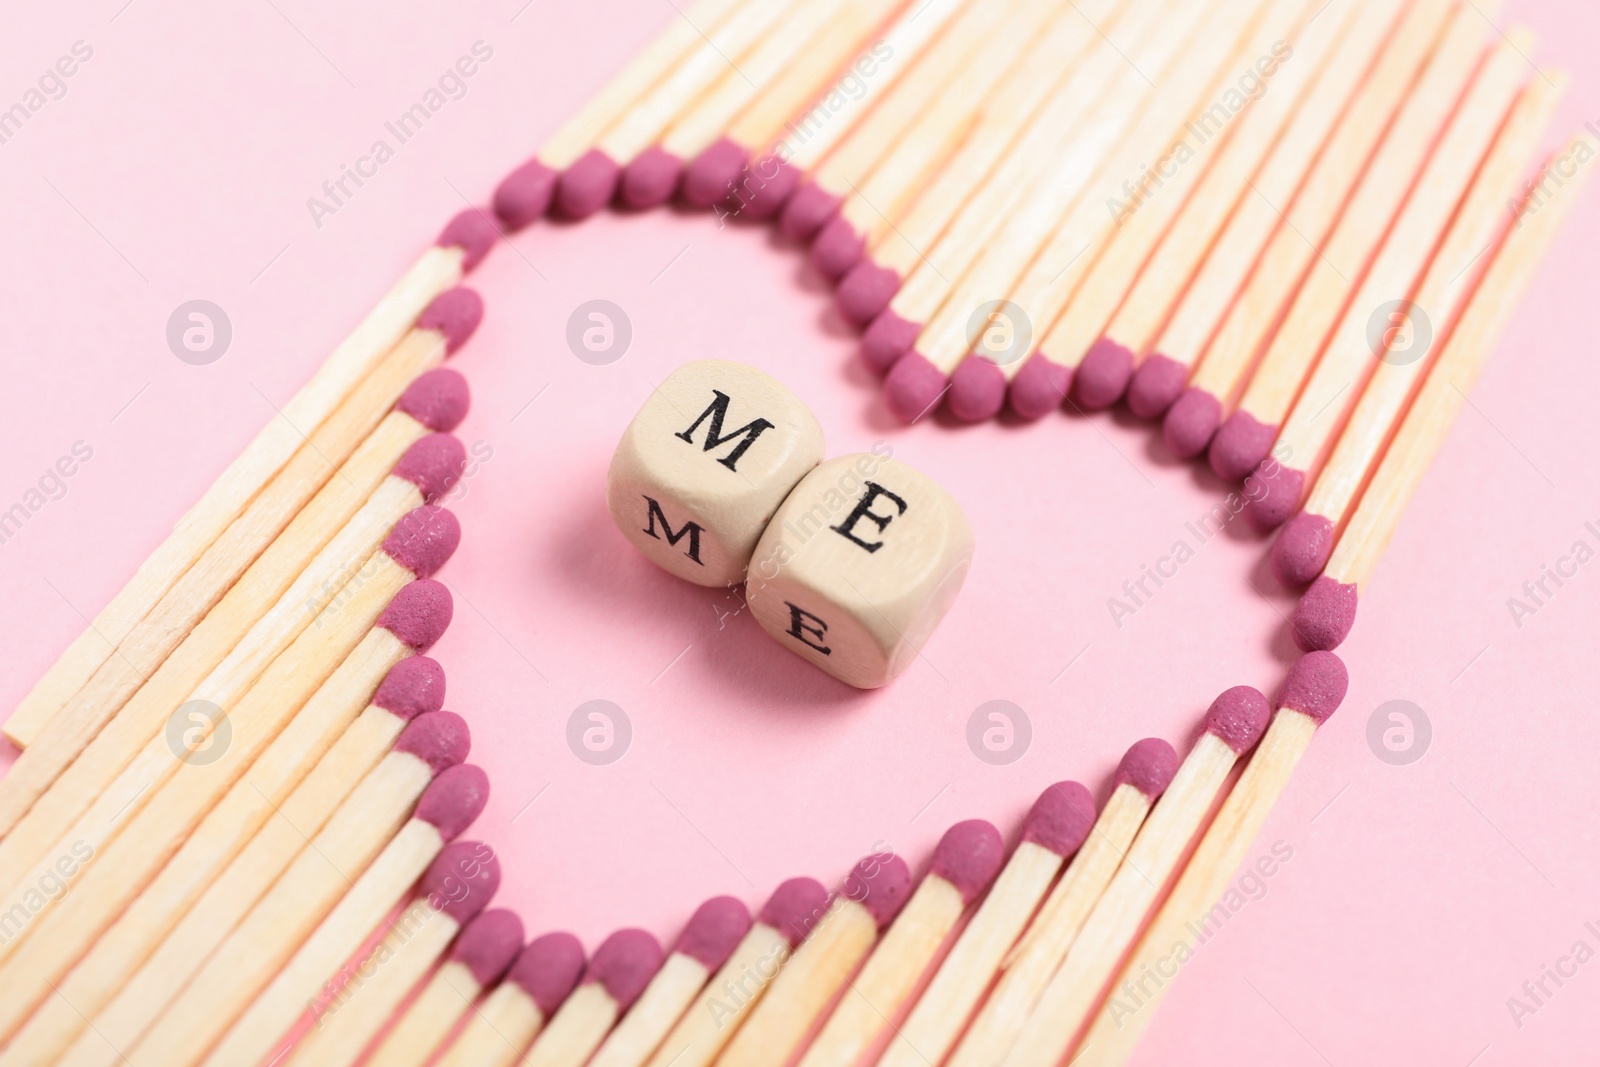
left=608, top=361, right=972, bottom=689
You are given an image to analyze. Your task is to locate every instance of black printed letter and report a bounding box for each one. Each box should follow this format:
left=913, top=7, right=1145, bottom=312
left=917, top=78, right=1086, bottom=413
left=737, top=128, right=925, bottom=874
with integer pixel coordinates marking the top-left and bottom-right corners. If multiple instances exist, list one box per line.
left=785, top=602, right=831, bottom=655
left=830, top=482, right=908, bottom=553
left=642, top=496, right=703, bottom=564
left=675, top=390, right=775, bottom=471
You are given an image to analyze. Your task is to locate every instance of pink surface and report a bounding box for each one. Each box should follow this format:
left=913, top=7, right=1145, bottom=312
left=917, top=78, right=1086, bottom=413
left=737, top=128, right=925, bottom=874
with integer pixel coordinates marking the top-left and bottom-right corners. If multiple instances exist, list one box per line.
left=1, top=2, right=1598, bottom=1063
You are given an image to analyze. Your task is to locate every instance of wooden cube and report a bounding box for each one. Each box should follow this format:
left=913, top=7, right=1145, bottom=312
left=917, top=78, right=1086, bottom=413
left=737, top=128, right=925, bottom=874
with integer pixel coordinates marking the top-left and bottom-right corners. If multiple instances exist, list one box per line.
left=607, top=360, right=825, bottom=587
left=746, top=453, right=973, bottom=688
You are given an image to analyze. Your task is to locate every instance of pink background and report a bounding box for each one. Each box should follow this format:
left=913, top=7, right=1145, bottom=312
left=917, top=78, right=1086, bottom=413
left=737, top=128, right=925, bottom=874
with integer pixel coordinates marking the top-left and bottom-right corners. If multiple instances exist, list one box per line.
left=3, top=1, right=1598, bottom=1062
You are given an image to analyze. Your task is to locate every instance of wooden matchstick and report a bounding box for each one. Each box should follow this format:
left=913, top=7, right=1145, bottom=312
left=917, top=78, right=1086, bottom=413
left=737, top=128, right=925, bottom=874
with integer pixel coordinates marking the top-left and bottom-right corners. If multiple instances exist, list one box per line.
left=944, top=739, right=1180, bottom=1067
left=432, top=932, right=587, bottom=1067
left=520, top=929, right=665, bottom=1067
left=798, top=820, right=1004, bottom=1067
left=588, top=896, right=751, bottom=1067
left=1069, top=653, right=1351, bottom=1067
left=362, top=909, right=525, bottom=1067
left=877, top=783, right=1096, bottom=1067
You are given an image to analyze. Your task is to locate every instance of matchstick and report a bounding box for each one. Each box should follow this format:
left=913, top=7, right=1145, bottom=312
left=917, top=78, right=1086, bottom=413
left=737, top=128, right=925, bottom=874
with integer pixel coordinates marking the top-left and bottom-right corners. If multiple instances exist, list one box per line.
left=644, top=877, right=830, bottom=1067
left=363, top=909, right=525, bottom=1067
left=993, top=691, right=1275, bottom=1067
left=715, top=853, right=913, bottom=1067
left=1242, top=32, right=1535, bottom=531
left=432, top=932, right=587, bottom=1067
left=1207, top=2, right=1492, bottom=482
left=798, top=820, right=1004, bottom=1067
left=1069, top=652, right=1350, bottom=1067
left=1273, top=72, right=1562, bottom=585
left=1, top=219, right=485, bottom=752
left=281, top=850, right=503, bottom=1067
left=520, top=929, right=665, bottom=1067
left=1155, top=0, right=1450, bottom=451
left=0, top=289, right=476, bottom=836
left=589, top=896, right=752, bottom=1067
left=1290, top=134, right=1590, bottom=650
left=877, top=783, right=1096, bottom=1067
left=944, top=739, right=1181, bottom=1067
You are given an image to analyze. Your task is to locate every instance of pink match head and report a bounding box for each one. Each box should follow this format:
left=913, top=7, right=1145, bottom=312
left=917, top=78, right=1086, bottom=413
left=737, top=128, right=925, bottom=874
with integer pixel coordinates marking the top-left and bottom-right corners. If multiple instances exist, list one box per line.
left=682, top=138, right=750, bottom=210
left=1114, top=738, right=1179, bottom=799
left=619, top=145, right=684, bottom=210
left=1243, top=463, right=1304, bottom=533
left=382, top=506, right=461, bottom=579
left=421, top=840, right=501, bottom=923
left=929, top=820, right=1004, bottom=904
left=1163, top=387, right=1222, bottom=458
left=414, top=764, right=490, bottom=840
left=392, top=434, right=466, bottom=504
left=1293, top=576, right=1358, bottom=651
left=417, top=287, right=485, bottom=355
left=811, top=218, right=866, bottom=282
left=948, top=357, right=1006, bottom=423
left=451, top=909, right=525, bottom=987
left=780, top=182, right=842, bottom=242
left=1074, top=338, right=1136, bottom=410
left=1008, top=355, right=1072, bottom=421
left=759, top=877, right=830, bottom=948
left=884, top=352, right=948, bottom=423
left=1210, top=410, right=1277, bottom=482
left=739, top=154, right=801, bottom=221
left=1278, top=649, right=1349, bottom=723
left=394, top=711, right=471, bottom=774
left=1022, top=781, right=1095, bottom=857
left=493, top=157, right=559, bottom=231
left=555, top=149, right=620, bottom=218
left=585, top=929, right=664, bottom=1011
left=842, top=853, right=912, bottom=929
left=1273, top=512, right=1336, bottom=587
left=372, top=655, right=445, bottom=722
left=396, top=369, right=471, bottom=433
left=510, top=932, right=586, bottom=1017
left=1203, top=685, right=1273, bottom=754
left=836, top=261, right=902, bottom=327
left=675, top=896, right=752, bottom=971
left=1126, top=354, right=1190, bottom=420
left=377, top=578, right=454, bottom=652
left=436, top=211, right=497, bottom=272
left=861, top=309, right=922, bottom=376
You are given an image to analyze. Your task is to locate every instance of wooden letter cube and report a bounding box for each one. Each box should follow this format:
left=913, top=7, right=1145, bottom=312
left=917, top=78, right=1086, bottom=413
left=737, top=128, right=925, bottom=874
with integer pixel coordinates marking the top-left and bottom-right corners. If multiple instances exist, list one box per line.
left=746, top=453, right=973, bottom=688
left=608, top=360, right=825, bottom=587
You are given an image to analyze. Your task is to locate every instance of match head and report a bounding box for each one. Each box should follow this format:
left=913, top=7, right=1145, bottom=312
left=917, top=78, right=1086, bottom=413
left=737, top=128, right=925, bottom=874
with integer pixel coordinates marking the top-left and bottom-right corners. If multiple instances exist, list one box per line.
left=948, top=357, right=1006, bottom=423
left=414, top=763, right=490, bottom=840
left=417, top=287, right=485, bottom=355
left=682, top=137, right=750, bottom=210
left=1278, top=649, right=1349, bottom=723
left=396, top=368, right=471, bottom=432
left=929, top=820, right=1004, bottom=904
left=394, top=711, right=471, bottom=773
left=377, top=578, right=454, bottom=652
left=836, top=261, right=903, bottom=327
left=619, top=145, right=684, bottom=210
left=1127, top=354, right=1190, bottom=420
left=451, top=908, right=525, bottom=987
left=585, top=929, right=664, bottom=1012
left=382, top=506, right=461, bottom=579
left=675, top=895, right=752, bottom=971
left=372, top=655, right=446, bottom=722
left=1008, top=355, right=1072, bottom=420
left=1273, top=512, right=1336, bottom=587
left=779, top=182, right=842, bottom=243
left=1114, top=738, right=1179, bottom=799
left=392, top=433, right=466, bottom=503
left=884, top=352, right=949, bottom=423
left=510, top=932, right=586, bottom=1016
left=1209, top=410, right=1277, bottom=482
left=1242, top=463, right=1304, bottom=533
left=1292, top=576, right=1358, bottom=652
left=759, top=877, right=830, bottom=948
left=435, top=211, right=497, bottom=272
left=1022, top=780, right=1095, bottom=857
left=861, top=310, right=922, bottom=376
left=1074, top=338, right=1136, bottom=410
left=1163, top=387, right=1222, bottom=458
left=811, top=217, right=866, bottom=282
left=738, top=153, right=801, bottom=220
left=421, top=840, right=501, bottom=923
left=842, top=854, right=912, bottom=929
left=555, top=148, right=620, bottom=218
left=493, top=156, right=559, bottom=231
left=1203, top=685, right=1273, bottom=754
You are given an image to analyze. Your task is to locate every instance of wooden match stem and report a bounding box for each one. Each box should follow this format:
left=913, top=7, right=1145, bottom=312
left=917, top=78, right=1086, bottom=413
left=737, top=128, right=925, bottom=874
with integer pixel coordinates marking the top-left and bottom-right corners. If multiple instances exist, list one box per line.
left=644, top=922, right=793, bottom=1067
left=433, top=980, right=549, bottom=1067
left=522, top=981, right=623, bottom=1067
left=589, top=952, right=711, bottom=1067
left=364, top=958, right=486, bottom=1067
